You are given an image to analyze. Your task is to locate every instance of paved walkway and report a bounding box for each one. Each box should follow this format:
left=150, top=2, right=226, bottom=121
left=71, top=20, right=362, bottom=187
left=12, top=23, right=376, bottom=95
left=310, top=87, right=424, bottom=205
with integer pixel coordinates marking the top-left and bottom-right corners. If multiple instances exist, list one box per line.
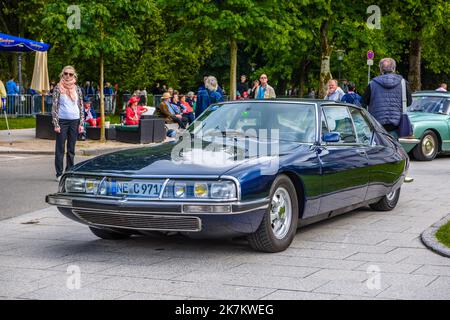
left=0, top=158, right=449, bottom=300
left=0, top=128, right=162, bottom=155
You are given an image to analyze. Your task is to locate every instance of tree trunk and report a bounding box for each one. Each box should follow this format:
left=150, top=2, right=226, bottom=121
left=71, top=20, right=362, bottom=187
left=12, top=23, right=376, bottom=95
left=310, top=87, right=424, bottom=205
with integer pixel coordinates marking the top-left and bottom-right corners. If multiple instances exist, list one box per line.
left=100, top=53, right=105, bottom=142
left=299, top=60, right=309, bottom=98
left=229, top=39, right=237, bottom=100
left=319, top=20, right=333, bottom=99
left=408, top=38, right=422, bottom=92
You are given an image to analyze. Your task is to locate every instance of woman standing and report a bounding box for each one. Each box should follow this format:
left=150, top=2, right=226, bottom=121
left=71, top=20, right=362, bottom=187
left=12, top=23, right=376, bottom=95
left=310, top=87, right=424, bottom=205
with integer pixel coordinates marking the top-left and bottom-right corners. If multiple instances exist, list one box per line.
left=51, top=66, right=84, bottom=181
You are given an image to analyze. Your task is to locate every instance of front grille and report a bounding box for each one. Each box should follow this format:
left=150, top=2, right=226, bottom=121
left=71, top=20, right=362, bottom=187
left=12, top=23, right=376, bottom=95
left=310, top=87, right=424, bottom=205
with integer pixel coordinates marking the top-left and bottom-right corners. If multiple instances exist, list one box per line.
left=72, top=210, right=201, bottom=232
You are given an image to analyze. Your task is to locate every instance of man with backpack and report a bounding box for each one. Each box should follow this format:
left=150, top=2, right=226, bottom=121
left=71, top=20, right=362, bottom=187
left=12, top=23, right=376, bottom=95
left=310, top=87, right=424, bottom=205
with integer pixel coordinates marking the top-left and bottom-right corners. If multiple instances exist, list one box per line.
left=341, top=82, right=362, bottom=106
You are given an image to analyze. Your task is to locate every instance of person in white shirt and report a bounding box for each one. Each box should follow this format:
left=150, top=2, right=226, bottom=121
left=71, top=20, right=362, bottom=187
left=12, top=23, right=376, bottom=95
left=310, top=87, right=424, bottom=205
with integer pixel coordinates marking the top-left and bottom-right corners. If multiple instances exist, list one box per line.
left=51, top=66, right=84, bottom=181
left=324, top=79, right=345, bottom=101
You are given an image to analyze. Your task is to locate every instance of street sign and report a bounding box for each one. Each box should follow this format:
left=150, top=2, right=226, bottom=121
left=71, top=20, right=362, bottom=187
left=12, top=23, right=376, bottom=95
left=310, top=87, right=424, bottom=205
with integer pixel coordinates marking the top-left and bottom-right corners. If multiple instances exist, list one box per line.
left=367, top=50, right=375, bottom=60
left=367, top=59, right=374, bottom=66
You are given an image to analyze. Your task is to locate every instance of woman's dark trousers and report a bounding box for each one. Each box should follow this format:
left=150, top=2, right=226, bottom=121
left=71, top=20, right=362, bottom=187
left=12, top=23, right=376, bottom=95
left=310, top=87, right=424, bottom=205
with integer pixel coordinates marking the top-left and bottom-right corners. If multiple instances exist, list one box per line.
left=55, top=119, right=79, bottom=177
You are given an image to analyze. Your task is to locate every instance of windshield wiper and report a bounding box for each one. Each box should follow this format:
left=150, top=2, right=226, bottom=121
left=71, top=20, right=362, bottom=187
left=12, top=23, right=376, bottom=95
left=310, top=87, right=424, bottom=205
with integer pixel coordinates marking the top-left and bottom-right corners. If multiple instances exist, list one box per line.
left=205, top=130, right=257, bottom=138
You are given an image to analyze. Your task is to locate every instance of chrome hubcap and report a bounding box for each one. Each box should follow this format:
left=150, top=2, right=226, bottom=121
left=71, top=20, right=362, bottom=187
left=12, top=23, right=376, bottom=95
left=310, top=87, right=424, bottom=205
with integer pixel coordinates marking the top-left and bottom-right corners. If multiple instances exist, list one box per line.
left=270, top=187, right=292, bottom=239
left=421, top=135, right=436, bottom=157
left=386, top=189, right=397, bottom=202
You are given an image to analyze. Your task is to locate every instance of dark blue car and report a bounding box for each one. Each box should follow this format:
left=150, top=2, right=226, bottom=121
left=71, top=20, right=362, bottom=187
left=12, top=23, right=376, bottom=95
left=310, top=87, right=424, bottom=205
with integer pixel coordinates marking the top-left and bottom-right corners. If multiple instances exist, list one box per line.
left=46, top=100, right=409, bottom=252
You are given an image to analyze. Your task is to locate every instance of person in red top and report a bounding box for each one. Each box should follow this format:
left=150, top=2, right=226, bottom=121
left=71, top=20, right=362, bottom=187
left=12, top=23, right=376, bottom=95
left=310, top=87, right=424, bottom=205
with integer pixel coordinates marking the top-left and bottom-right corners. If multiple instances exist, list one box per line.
left=125, top=96, right=149, bottom=125
left=179, top=94, right=195, bottom=124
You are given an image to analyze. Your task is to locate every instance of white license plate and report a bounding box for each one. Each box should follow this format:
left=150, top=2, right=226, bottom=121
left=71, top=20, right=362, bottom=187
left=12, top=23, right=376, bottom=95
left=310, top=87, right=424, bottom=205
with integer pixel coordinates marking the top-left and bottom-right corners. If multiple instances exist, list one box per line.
left=113, top=180, right=164, bottom=198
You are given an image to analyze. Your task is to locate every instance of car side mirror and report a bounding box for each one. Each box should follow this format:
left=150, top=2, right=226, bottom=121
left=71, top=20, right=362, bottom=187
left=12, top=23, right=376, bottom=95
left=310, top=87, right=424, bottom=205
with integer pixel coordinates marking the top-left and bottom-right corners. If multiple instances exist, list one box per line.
left=323, top=132, right=341, bottom=143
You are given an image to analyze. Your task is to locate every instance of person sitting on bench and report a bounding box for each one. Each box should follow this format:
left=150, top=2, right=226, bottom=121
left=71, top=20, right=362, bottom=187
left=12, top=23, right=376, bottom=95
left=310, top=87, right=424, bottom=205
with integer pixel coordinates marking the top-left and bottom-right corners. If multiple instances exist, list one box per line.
left=125, top=96, right=149, bottom=125
left=156, top=92, right=188, bottom=129
left=83, top=97, right=101, bottom=127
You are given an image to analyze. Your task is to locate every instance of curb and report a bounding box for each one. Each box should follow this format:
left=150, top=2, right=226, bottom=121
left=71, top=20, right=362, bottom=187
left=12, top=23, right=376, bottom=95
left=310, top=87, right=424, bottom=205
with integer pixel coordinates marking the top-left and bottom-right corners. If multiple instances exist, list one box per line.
left=421, top=214, right=450, bottom=258
left=0, top=142, right=165, bottom=157
left=0, top=147, right=136, bottom=156
left=0, top=150, right=54, bottom=155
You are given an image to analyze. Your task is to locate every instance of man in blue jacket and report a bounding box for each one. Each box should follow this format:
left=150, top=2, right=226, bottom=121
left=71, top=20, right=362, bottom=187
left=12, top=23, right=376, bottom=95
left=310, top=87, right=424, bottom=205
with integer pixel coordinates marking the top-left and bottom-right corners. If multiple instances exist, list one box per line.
left=362, top=58, right=412, bottom=138
left=363, top=58, right=413, bottom=182
left=341, top=82, right=362, bottom=106
left=6, top=76, right=19, bottom=113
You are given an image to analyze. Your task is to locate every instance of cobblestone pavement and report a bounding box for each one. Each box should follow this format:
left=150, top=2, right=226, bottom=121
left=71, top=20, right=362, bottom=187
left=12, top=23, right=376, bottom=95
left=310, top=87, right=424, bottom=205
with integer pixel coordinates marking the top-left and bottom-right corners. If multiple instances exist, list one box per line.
left=0, top=157, right=449, bottom=300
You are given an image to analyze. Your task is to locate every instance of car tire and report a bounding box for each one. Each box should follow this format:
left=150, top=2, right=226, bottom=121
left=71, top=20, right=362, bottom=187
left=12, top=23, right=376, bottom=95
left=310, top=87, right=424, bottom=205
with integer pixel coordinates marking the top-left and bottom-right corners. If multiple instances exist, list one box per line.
left=412, top=130, right=439, bottom=161
left=370, top=188, right=401, bottom=211
left=247, top=175, right=299, bottom=253
left=89, top=226, right=131, bottom=240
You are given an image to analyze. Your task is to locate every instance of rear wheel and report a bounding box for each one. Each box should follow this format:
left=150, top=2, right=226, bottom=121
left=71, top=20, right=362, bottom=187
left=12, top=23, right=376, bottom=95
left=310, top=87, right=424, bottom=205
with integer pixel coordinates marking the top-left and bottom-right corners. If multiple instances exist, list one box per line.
left=412, top=130, right=439, bottom=161
left=248, top=175, right=299, bottom=253
left=370, top=188, right=401, bottom=211
left=89, top=226, right=131, bottom=240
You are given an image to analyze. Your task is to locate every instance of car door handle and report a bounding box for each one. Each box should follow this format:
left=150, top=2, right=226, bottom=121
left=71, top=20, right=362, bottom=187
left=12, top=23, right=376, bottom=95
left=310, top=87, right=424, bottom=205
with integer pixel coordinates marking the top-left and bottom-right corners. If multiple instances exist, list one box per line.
left=356, top=149, right=366, bottom=155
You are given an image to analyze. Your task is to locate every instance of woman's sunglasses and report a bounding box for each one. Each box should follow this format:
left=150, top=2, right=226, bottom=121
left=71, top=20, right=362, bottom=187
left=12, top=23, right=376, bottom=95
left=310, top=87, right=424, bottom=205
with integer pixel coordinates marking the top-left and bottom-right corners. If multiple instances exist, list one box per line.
left=64, top=72, right=75, bottom=77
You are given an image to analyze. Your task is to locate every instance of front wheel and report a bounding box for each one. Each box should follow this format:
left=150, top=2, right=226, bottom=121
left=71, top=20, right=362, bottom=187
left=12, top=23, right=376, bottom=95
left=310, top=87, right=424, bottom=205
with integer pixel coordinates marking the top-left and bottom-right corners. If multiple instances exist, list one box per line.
left=412, top=130, right=439, bottom=161
left=370, top=188, right=401, bottom=211
left=248, top=175, right=299, bottom=253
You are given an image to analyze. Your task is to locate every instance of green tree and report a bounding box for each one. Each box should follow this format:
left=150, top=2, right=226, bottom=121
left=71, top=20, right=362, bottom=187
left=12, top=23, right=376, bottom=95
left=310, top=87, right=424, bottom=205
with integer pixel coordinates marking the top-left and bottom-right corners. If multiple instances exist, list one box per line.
left=162, top=0, right=293, bottom=99
left=40, top=0, right=158, bottom=141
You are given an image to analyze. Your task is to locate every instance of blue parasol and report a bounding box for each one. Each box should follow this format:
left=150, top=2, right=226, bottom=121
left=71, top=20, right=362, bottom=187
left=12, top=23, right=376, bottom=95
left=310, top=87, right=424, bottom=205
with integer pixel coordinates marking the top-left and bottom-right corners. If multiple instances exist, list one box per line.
left=0, top=33, right=50, bottom=52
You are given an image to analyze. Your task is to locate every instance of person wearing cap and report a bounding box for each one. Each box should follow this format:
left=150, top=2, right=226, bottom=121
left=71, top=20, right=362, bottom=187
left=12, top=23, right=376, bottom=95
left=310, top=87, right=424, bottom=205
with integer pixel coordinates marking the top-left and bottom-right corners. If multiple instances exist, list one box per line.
left=83, top=97, right=100, bottom=127
left=156, top=92, right=188, bottom=129
left=125, top=96, right=149, bottom=126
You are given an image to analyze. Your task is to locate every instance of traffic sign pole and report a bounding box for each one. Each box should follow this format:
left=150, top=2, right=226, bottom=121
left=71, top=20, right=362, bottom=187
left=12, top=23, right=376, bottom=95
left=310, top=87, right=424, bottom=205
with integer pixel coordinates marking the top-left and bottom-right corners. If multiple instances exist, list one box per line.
left=367, top=50, right=375, bottom=84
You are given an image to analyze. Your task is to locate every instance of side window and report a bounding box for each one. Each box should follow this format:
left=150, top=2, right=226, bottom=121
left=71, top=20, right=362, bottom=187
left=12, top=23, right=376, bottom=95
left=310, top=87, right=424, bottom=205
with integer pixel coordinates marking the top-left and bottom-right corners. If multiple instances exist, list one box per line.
left=349, top=108, right=373, bottom=145
left=323, top=106, right=357, bottom=143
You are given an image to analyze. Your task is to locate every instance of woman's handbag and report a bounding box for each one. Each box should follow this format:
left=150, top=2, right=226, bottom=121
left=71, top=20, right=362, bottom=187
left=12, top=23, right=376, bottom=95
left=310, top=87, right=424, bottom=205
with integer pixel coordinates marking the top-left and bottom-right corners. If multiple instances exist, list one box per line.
left=398, top=79, right=413, bottom=137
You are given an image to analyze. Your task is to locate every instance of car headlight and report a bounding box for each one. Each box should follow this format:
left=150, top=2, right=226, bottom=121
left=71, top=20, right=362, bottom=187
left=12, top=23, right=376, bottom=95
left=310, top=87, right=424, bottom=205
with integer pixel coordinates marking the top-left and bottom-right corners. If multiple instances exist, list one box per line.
left=65, top=177, right=86, bottom=193
left=211, top=181, right=236, bottom=199
left=62, top=177, right=238, bottom=200
left=162, top=180, right=237, bottom=200
left=174, top=183, right=186, bottom=198
left=85, top=178, right=101, bottom=194
left=194, top=182, right=209, bottom=198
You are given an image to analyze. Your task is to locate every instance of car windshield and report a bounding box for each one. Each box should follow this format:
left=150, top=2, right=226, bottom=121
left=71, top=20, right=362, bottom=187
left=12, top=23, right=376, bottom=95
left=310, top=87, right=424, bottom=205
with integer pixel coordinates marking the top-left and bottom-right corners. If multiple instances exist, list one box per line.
left=408, top=97, right=449, bottom=114
left=188, top=102, right=317, bottom=143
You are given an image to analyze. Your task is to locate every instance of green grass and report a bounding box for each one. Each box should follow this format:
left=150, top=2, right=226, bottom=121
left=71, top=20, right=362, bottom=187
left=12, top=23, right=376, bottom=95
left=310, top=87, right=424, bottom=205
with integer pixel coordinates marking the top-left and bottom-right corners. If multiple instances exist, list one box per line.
left=0, top=114, right=122, bottom=131
left=0, top=117, right=36, bottom=130
left=436, top=220, right=450, bottom=248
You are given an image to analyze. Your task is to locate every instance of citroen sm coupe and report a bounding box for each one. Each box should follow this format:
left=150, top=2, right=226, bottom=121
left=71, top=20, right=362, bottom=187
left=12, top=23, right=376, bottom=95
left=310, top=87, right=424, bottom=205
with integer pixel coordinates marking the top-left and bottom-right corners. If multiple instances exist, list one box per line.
left=46, top=100, right=409, bottom=252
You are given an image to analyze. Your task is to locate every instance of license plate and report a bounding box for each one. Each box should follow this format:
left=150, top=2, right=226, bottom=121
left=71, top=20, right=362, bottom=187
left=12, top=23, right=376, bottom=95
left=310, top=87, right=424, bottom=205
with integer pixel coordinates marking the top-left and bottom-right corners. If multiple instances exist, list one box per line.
left=112, top=180, right=164, bottom=198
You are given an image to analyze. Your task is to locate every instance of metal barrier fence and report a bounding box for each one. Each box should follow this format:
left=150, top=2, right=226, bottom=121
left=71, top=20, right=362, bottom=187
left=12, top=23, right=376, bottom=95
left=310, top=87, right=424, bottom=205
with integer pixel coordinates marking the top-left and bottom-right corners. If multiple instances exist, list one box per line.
left=1, top=94, right=118, bottom=117
left=1, top=93, right=233, bottom=117
left=2, top=94, right=52, bottom=116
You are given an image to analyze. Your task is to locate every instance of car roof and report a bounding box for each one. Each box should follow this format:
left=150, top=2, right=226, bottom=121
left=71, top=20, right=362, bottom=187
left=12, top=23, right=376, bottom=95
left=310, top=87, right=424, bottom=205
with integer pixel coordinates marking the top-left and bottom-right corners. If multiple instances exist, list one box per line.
left=219, top=98, right=365, bottom=110
left=413, top=91, right=450, bottom=98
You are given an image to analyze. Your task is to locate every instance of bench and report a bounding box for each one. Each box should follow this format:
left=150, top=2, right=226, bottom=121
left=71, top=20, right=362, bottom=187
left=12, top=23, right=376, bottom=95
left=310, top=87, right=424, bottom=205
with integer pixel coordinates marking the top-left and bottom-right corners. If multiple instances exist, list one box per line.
left=115, top=118, right=165, bottom=144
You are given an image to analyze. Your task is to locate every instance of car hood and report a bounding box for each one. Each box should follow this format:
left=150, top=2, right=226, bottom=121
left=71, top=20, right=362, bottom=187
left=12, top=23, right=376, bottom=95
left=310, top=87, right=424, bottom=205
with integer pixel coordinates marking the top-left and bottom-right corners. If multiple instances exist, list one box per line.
left=407, top=112, right=448, bottom=123
left=71, top=136, right=301, bottom=177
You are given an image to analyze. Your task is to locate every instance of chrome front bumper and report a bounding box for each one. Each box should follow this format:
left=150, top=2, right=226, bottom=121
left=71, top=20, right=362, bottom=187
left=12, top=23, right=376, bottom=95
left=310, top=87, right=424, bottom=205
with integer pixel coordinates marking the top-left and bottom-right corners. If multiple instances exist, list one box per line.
left=46, top=194, right=270, bottom=237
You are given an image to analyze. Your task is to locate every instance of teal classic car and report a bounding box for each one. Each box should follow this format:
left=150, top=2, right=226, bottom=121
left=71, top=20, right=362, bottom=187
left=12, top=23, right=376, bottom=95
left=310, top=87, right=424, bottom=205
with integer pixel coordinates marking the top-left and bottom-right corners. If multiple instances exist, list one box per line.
left=399, top=91, right=450, bottom=161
